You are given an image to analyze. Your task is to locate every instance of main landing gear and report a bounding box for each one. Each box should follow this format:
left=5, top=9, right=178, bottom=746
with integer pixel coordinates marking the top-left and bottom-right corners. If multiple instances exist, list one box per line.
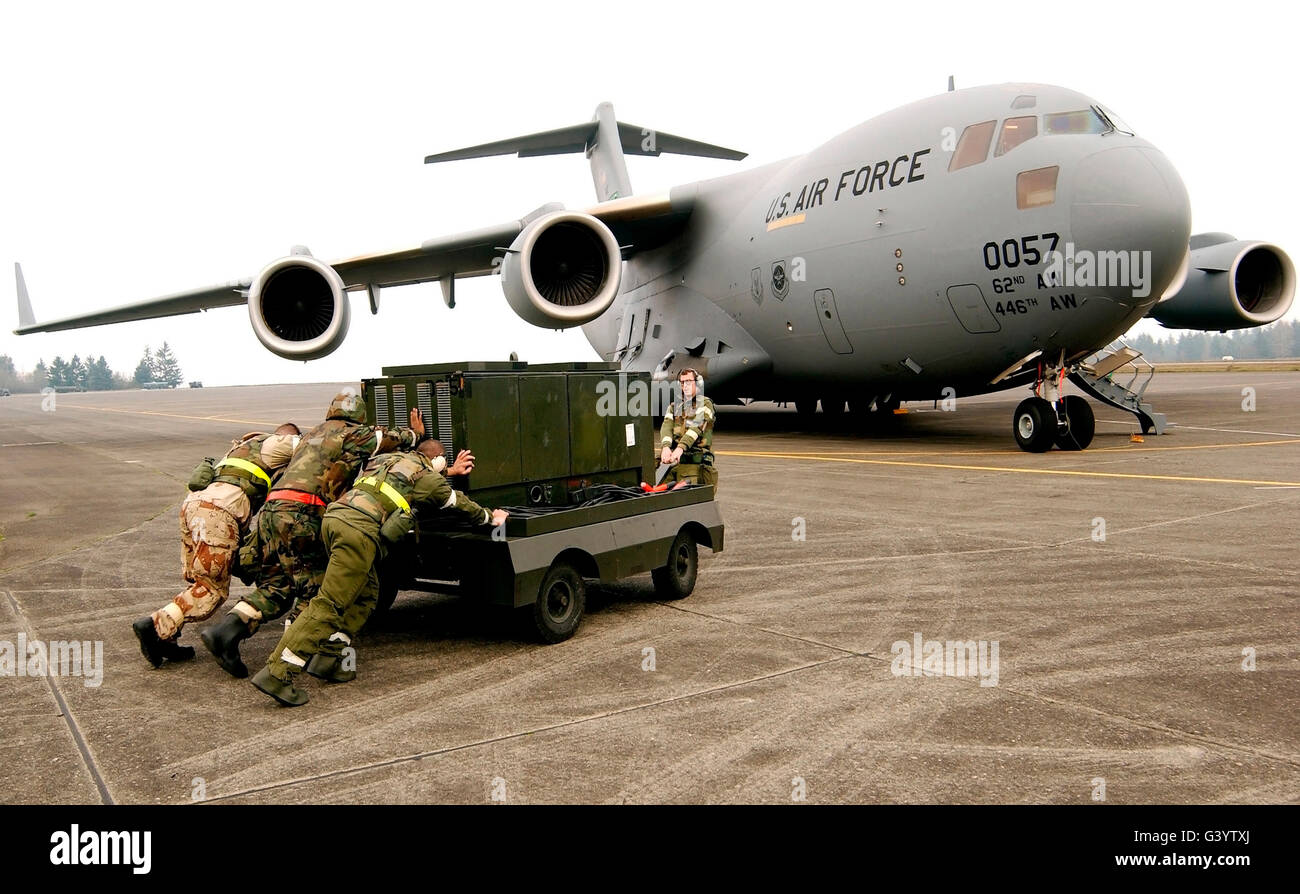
left=1013, top=363, right=1095, bottom=453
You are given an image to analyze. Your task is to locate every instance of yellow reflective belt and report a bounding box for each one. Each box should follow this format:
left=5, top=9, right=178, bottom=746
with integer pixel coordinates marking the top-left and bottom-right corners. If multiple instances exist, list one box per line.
left=358, top=476, right=410, bottom=512
left=215, top=457, right=272, bottom=488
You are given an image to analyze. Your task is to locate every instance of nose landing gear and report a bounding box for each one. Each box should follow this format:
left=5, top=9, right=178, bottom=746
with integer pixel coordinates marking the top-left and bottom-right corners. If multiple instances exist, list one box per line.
left=1013, top=360, right=1095, bottom=452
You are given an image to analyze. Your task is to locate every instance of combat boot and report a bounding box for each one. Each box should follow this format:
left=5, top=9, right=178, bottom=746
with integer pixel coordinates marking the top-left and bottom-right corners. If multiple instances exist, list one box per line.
left=250, top=667, right=309, bottom=707
left=200, top=614, right=253, bottom=678
left=305, top=653, right=357, bottom=683
left=132, top=617, right=165, bottom=668
left=159, top=637, right=195, bottom=663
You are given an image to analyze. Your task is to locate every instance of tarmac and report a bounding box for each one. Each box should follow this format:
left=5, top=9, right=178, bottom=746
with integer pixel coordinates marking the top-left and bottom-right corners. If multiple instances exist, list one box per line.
left=0, top=373, right=1296, bottom=804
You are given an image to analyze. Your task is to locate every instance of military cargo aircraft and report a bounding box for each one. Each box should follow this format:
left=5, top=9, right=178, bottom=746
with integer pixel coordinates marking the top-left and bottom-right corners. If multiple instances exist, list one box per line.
left=14, top=83, right=1295, bottom=451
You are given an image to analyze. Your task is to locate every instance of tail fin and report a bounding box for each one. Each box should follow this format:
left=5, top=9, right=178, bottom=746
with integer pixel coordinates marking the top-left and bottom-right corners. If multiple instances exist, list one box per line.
left=424, top=103, right=746, bottom=203
left=15, top=263, right=36, bottom=330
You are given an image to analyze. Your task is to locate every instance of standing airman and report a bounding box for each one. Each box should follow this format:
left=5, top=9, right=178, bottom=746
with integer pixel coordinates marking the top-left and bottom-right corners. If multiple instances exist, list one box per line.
left=659, top=367, right=718, bottom=490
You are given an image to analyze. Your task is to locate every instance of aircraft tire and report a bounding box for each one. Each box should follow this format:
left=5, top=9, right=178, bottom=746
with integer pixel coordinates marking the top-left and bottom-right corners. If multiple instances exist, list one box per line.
left=1054, top=395, right=1095, bottom=451
left=795, top=399, right=819, bottom=420
left=1013, top=397, right=1056, bottom=453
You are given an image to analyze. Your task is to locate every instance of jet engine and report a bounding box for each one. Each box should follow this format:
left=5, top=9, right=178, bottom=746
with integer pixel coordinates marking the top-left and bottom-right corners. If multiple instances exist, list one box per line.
left=247, top=255, right=351, bottom=360
left=501, top=211, right=622, bottom=328
left=1149, top=236, right=1295, bottom=330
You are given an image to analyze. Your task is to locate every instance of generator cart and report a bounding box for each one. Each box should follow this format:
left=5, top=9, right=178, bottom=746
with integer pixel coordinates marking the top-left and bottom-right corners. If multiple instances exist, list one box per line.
left=361, top=361, right=724, bottom=642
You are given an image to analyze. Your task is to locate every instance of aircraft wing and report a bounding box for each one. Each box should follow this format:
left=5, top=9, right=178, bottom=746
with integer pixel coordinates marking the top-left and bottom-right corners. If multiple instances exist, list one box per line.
left=14, top=192, right=695, bottom=334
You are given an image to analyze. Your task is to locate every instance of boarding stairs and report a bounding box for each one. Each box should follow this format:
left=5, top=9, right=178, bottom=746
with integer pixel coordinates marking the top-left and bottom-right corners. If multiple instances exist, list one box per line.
left=1068, top=339, right=1167, bottom=434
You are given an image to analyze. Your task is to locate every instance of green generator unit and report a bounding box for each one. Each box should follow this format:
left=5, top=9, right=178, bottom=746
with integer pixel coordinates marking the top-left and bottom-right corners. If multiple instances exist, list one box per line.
left=360, top=359, right=724, bottom=643
left=361, top=360, right=656, bottom=509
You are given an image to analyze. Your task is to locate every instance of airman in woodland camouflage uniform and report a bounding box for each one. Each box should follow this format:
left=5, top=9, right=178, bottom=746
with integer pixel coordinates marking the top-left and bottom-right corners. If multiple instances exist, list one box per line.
left=659, top=367, right=718, bottom=490
left=252, top=438, right=507, bottom=706
left=131, top=423, right=300, bottom=668
left=200, top=389, right=422, bottom=678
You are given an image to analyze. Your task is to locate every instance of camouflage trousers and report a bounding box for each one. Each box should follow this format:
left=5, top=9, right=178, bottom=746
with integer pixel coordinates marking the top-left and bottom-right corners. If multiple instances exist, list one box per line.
left=668, top=460, right=719, bottom=491
left=235, top=502, right=327, bottom=630
left=265, top=509, right=380, bottom=683
left=154, top=497, right=241, bottom=640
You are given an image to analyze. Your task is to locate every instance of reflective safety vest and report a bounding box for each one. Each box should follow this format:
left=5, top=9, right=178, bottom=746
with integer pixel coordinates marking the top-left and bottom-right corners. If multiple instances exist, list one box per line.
left=338, top=452, right=424, bottom=522
left=213, top=435, right=277, bottom=504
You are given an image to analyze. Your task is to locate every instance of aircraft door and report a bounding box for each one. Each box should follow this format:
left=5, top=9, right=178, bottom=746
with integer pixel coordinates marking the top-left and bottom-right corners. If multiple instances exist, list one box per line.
left=813, top=289, right=853, bottom=354
left=945, top=284, right=1001, bottom=333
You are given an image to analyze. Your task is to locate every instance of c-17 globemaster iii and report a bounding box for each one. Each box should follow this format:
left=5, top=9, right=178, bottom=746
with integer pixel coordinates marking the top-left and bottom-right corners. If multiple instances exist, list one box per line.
left=14, top=83, right=1295, bottom=451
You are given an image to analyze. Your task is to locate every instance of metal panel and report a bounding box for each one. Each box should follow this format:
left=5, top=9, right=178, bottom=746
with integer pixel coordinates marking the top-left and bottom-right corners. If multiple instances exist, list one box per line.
left=458, top=375, right=522, bottom=489
left=567, top=373, right=608, bottom=474
left=813, top=288, right=854, bottom=354
left=518, top=375, right=570, bottom=481
left=946, top=284, right=1001, bottom=334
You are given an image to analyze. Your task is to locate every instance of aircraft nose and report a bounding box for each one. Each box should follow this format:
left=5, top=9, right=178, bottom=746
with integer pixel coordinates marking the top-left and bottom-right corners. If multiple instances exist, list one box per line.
left=1070, top=146, right=1191, bottom=304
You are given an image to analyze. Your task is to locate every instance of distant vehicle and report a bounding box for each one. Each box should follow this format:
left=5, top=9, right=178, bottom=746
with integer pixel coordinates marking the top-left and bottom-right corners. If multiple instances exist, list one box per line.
left=0, top=388, right=10, bottom=397
left=1221, top=355, right=1235, bottom=361
left=188, top=380, right=203, bottom=388
left=53, top=384, right=86, bottom=393
left=141, top=381, right=171, bottom=390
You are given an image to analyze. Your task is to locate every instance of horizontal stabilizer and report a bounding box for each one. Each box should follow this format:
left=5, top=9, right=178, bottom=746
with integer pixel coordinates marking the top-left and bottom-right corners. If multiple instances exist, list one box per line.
left=425, top=119, right=746, bottom=164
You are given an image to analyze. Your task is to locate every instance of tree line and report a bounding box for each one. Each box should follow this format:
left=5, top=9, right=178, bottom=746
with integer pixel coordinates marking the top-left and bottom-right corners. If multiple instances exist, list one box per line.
left=0, top=342, right=185, bottom=393
left=1127, top=320, right=1300, bottom=362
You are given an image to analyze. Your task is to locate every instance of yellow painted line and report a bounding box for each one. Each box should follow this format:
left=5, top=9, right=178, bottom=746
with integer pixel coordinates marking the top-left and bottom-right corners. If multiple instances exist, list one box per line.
left=717, top=449, right=1300, bottom=487
left=54, top=404, right=276, bottom=427
left=748, top=437, right=1300, bottom=459
left=766, top=213, right=806, bottom=232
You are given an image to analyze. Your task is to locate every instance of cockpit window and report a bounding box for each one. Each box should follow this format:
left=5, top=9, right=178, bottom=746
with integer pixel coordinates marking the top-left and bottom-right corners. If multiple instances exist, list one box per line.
left=995, top=116, right=1037, bottom=156
left=1011, top=94, right=1036, bottom=109
left=1017, top=166, right=1058, bottom=209
left=1044, top=109, right=1107, bottom=135
left=948, top=120, right=996, bottom=172
left=1095, top=104, right=1135, bottom=135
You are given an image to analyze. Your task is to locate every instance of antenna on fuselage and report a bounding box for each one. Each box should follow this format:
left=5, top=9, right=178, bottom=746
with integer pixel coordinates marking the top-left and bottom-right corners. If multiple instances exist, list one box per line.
left=947, top=75, right=955, bottom=92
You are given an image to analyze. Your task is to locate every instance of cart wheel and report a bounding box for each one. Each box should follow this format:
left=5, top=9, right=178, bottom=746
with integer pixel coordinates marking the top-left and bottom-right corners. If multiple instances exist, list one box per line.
left=652, top=530, right=698, bottom=600
left=531, top=561, right=586, bottom=643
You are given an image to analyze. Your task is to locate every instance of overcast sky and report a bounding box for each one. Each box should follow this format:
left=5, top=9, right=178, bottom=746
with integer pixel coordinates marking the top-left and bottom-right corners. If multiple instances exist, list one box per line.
left=1, top=0, right=1295, bottom=386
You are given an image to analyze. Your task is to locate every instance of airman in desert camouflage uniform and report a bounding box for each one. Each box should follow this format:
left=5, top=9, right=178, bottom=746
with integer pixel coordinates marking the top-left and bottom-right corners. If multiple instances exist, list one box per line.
left=131, top=423, right=300, bottom=668
left=659, top=367, right=718, bottom=490
left=200, top=388, right=422, bottom=678
left=252, top=438, right=506, bottom=706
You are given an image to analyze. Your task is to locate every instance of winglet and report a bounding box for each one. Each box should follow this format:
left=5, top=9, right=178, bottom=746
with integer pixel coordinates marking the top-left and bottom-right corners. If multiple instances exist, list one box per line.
left=15, top=263, right=36, bottom=330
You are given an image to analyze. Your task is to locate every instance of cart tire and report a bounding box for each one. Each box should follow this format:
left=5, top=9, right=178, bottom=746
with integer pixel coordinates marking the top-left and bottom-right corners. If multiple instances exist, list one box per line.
left=530, top=561, right=586, bottom=644
left=652, top=531, right=698, bottom=600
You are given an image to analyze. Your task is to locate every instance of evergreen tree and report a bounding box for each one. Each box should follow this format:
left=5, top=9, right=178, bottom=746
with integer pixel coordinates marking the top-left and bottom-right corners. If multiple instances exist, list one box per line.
left=88, top=356, right=114, bottom=391
left=153, top=342, right=183, bottom=387
left=68, top=355, right=88, bottom=389
left=134, top=348, right=154, bottom=386
left=48, top=356, right=68, bottom=388
left=32, top=360, right=48, bottom=391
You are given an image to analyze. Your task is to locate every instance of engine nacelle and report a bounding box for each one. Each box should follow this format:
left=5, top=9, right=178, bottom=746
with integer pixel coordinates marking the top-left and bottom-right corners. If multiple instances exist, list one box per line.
left=501, top=211, right=622, bottom=328
left=1149, top=238, right=1295, bottom=330
left=247, top=255, right=351, bottom=360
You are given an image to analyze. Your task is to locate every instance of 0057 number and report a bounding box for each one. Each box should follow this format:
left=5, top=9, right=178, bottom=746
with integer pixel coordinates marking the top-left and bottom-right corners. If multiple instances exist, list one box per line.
left=982, top=233, right=1059, bottom=271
